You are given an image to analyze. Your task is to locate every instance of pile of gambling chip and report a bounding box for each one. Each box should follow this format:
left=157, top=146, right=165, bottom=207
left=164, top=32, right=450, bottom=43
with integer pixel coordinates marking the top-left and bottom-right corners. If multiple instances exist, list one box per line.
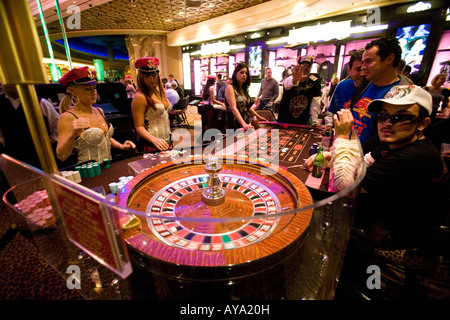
left=14, top=190, right=56, bottom=229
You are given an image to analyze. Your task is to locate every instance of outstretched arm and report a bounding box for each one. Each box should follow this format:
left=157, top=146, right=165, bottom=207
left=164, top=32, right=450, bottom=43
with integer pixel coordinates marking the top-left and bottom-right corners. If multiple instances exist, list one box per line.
left=330, top=109, right=362, bottom=191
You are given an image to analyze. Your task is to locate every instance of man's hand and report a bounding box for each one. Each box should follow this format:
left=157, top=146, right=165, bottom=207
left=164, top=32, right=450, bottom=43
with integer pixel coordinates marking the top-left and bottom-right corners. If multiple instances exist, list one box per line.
left=291, top=64, right=309, bottom=84
left=334, top=109, right=354, bottom=139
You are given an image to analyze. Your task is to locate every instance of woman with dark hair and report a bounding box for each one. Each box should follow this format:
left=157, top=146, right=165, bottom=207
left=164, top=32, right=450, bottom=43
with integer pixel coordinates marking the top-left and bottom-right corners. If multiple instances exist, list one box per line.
left=202, top=75, right=225, bottom=107
left=225, top=63, right=266, bottom=130
left=201, top=75, right=226, bottom=134
left=131, top=57, right=172, bottom=152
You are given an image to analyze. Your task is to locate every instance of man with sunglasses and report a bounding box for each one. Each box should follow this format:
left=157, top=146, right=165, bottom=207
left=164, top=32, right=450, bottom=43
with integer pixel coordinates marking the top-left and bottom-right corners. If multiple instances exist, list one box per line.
left=331, top=85, right=448, bottom=298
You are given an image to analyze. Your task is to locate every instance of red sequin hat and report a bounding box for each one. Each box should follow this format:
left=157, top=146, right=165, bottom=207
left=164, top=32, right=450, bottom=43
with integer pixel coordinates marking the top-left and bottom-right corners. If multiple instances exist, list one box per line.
left=135, top=57, right=160, bottom=71
left=58, top=66, right=97, bottom=87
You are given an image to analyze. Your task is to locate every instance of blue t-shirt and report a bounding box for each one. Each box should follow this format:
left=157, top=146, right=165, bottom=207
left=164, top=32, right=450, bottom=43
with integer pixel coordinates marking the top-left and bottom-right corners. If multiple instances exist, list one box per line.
left=328, top=78, right=357, bottom=114
left=351, top=80, right=400, bottom=143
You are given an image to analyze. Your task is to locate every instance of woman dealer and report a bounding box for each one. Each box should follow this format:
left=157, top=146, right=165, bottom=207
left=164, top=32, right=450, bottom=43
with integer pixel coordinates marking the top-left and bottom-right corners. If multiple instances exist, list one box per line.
left=225, top=63, right=266, bottom=131
left=131, top=57, right=172, bottom=152
left=56, top=67, right=135, bottom=164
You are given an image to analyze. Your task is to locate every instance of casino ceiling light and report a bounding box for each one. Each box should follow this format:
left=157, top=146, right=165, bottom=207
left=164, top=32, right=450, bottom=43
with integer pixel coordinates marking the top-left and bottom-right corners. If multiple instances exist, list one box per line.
left=288, top=21, right=352, bottom=44
left=42, top=58, right=94, bottom=69
left=407, top=1, right=432, bottom=13
left=350, top=23, right=389, bottom=34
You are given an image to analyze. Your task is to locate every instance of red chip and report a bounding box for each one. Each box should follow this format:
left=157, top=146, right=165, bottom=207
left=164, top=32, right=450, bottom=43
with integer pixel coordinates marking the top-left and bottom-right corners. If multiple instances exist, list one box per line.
left=41, top=214, right=53, bottom=220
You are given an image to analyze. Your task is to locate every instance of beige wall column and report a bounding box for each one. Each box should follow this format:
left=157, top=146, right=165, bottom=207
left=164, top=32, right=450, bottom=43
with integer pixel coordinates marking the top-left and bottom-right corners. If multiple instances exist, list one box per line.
left=125, top=35, right=141, bottom=81
left=153, top=37, right=164, bottom=77
left=125, top=35, right=182, bottom=86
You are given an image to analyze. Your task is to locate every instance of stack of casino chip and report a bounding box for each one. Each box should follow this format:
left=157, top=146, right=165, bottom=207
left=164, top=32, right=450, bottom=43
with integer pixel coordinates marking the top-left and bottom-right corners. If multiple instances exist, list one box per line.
left=143, top=150, right=187, bottom=162
left=109, top=176, right=134, bottom=195
left=75, top=161, right=102, bottom=178
left=14, top=190, right=55, bottom=228
left=60, top=170, right=82, bottom=183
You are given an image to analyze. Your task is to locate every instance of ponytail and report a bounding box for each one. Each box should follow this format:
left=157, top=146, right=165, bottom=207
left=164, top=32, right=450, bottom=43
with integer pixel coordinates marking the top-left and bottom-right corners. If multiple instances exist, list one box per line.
left=59, top=87, right=77, bottom=114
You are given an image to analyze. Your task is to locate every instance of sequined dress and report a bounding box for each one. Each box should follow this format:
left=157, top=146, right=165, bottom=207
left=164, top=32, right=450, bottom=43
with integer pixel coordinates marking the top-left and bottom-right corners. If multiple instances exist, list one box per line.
left=67, top=108, right=113, bottom=163
left=143, top=103, right=171, bottom=144
left=74, top=125, right=113, bottom=163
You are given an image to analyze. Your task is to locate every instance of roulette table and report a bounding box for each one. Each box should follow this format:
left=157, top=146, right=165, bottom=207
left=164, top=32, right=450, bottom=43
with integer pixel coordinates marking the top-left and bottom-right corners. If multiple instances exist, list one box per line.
left=0, top=122, right=358, bottom=300
left=112, top=123, right=331, bottom=299
left=36, top=122, right=343, bottom=300
left=116, top=155, right=315, bottom=299
left=212, top=122, right=329, bottom=186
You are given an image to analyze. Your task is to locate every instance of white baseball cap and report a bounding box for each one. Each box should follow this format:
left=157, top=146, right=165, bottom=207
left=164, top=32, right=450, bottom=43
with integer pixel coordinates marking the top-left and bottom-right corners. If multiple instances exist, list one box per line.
left=367, top=85, right=433, bottom=116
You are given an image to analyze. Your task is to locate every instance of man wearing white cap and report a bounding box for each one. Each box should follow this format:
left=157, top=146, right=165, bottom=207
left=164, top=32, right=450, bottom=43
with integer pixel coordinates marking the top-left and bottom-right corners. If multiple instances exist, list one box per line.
left=331, top=85, right=448, bottom=298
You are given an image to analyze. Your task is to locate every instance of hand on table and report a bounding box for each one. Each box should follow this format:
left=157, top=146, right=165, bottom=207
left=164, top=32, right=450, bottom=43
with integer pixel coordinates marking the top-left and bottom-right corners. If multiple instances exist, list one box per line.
left=304, top=151, right=333, bottom=172
left=257, top=116, right=268, bottom=122
left=151, top=138, right=170, bottom=151
left=121, top=140, right=136, bottom=150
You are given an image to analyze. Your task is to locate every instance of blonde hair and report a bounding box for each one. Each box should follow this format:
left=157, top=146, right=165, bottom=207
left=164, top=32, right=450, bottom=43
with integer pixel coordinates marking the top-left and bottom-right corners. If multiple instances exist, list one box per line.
left=136, top=72, right=170, bottom=111
left=431, top=73, right=447, bottom=87
left=58, top=88, right=77, bottom=114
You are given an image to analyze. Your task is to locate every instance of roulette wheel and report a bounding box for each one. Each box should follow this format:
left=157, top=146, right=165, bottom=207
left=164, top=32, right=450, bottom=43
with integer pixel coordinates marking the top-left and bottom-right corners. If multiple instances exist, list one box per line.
left=116, top=155, right=314, bottom=299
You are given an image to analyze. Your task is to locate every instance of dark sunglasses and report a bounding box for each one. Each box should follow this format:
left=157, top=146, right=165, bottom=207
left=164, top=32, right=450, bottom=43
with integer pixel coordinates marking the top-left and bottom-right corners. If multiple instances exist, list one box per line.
left=376, top=113, right=419, bottom=125
left=141, top=70, right=160, bottom=78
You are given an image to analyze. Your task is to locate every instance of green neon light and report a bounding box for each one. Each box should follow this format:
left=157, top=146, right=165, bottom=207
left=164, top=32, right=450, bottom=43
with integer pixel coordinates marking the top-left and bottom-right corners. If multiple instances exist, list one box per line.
left=36, top=0, right=58, bottom=80
left=54, top=0, right=72, bottom=70
left=48, top=63, right=60, bottom=82
left=93, top=59, right=105, bottom=81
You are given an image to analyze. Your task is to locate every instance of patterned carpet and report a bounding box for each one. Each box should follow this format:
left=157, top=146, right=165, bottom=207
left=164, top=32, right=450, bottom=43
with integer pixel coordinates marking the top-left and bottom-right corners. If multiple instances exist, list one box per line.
left=0, top=202, right=82, bottom=300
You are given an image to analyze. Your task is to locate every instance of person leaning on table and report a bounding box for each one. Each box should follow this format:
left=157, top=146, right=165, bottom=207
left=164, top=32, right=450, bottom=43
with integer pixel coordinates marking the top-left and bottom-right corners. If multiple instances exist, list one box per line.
left=308, top=85, right=448, bottom=251
left=334, top=85, right=449, bottom=299
left=308, top=85, right=449, bottom=298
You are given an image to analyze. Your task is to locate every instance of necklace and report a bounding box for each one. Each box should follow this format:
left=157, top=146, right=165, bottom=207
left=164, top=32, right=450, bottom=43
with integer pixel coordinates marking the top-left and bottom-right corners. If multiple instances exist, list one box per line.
left=75, top=107, right=107, bottom=129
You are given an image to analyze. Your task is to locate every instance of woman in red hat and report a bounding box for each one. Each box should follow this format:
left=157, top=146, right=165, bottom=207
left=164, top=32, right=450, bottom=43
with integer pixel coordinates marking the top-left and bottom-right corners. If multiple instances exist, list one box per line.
left=56, top=67, right=135, bottom=164
left=131, top=57, right=172, bottom=151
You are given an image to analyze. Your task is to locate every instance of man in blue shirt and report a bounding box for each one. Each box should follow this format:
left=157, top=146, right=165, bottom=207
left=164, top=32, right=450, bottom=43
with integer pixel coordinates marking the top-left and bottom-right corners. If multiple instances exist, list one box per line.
left=349, top=37, right=413, bottom=144
left=324, top=49, right=365, bottom=131
left=325, top=37, right=413, bottom=144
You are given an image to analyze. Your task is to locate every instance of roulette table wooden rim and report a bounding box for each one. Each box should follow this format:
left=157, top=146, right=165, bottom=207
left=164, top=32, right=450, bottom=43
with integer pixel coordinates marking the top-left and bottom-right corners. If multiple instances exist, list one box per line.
left=116, top=156, right=314, bottom=267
